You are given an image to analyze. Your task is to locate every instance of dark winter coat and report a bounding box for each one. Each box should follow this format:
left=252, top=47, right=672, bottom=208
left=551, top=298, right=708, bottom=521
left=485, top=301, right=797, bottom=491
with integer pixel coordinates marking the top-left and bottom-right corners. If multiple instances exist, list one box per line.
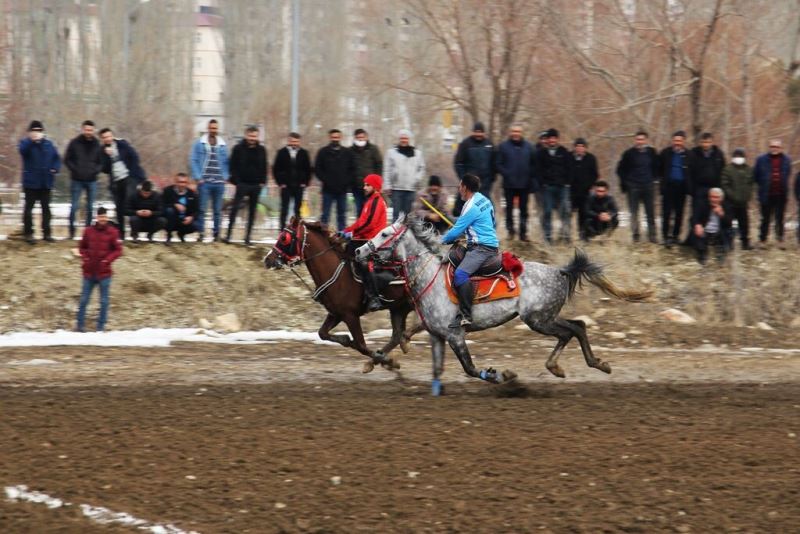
left=273, top=146, right=312, bottom=188
left=125, top=191, right=163, bottom=217
left=585, top=194, right=619, bottom=221
left=753, top=153, right=792, bottom=204
left=569, top=152, right=599, bottom=198
left=616, top=146, right=658, bottom=190
left=496, top=138, right=538, bottom=191
left=18, top=137, right=61, bottom=190
left=101, top=139, right=146, bottom=185
left=314, top=143, right=356, bottom=194
left=454, top=135, right=496, bottom=183
left=658, top=146, right=692, bottom=193
left=230, top=141, right=268, bottom=185
left=64, top=135, right=103, bottom=182
left=350, top=143, right=383, bottom=188
left=535, top=145, right=572, bottom=186
left=688, top=146, right=726, bottom=191
left=692, top=199, right=733, bottom=232
left=79, top=222, right=122, bottom=279
left=720, top=164, right=754, bottom=207
left=162, top=186, right=198, bottom=218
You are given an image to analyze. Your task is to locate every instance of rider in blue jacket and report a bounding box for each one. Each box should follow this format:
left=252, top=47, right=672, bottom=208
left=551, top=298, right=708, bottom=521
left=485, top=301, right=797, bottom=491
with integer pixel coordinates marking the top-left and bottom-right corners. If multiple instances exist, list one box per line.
left=441, top=173, right=499, bottom=328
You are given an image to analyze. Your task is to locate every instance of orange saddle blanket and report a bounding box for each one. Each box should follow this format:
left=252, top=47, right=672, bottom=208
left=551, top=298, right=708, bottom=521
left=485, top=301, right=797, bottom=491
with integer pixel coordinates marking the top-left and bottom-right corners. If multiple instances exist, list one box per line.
left=444, top=264, right=521, bottom=304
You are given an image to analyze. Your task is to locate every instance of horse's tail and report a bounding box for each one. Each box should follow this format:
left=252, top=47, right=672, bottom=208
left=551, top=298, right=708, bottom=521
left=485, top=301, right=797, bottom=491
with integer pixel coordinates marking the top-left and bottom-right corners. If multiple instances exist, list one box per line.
left=561, top=250, right=652, bottom=302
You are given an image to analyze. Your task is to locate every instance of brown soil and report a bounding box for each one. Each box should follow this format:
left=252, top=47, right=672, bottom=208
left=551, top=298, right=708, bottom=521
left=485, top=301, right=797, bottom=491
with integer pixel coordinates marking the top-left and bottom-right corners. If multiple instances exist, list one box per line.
left=2, top=381, right=799, bottom=533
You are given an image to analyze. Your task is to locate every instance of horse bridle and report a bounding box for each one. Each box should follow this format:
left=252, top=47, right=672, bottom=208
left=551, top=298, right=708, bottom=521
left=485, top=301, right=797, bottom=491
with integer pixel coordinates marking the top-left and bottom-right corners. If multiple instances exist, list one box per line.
left=362, top=223, right=408, bottom=260
left=270, top=222, right=336, bottom=267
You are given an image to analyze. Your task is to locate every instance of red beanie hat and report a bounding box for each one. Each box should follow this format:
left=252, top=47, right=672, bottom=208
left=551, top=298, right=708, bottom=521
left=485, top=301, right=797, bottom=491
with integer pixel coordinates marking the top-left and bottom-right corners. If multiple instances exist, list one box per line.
left=364, top=174, right=382, bottom=191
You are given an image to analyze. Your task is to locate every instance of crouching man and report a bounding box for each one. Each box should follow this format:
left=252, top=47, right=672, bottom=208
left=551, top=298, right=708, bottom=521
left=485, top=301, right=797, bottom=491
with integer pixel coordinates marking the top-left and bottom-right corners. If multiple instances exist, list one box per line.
left=584, top=180, right=619, bottom=241
left=163, top=172, right=198, bottom=244
left=692, top=187, right=732, bottom=264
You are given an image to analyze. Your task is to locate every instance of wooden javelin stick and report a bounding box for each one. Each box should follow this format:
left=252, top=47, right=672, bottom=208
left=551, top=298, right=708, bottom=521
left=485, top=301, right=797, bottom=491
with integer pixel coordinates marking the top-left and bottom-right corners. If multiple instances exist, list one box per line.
left=419, top=197, right=454, bottom=227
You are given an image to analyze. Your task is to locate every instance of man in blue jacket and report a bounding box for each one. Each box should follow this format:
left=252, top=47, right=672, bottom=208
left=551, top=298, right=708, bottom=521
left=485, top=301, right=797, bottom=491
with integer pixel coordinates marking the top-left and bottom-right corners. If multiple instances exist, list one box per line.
left=190, top=119, right=229, bottom=242
left=753, top=139, right=791, bottom=246
left=441, top=173, right=499, bottom=329
left=19, top=120, right=61, bottom=244
left=496, top=125, right=537, bottom=241
left=99, top=128, right=146, bottom=240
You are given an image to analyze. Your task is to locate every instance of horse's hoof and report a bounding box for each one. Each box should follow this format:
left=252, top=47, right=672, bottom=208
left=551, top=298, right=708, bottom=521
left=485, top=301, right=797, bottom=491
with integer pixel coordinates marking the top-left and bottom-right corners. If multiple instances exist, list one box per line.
left=501, top=370, right=518, bottom=382
left=596, top=361, right=612, bottom=374
left=362, top=361, right=375, bottom=374
left=431, top=379, right=443, bottom=396
left=400, top=339, right=410, bottom=353
left=546, top=364, right=566, bottom=379
left=479, top=368, right=501, bottom=384
left=381, top=358, right=401, bottom=371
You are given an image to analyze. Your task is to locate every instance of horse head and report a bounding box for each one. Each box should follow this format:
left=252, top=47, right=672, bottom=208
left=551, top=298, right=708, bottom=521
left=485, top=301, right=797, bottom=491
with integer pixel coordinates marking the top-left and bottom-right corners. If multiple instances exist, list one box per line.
left=264, top=217, right=304, bottom=270
left=354, top=214, right=409, bottom=263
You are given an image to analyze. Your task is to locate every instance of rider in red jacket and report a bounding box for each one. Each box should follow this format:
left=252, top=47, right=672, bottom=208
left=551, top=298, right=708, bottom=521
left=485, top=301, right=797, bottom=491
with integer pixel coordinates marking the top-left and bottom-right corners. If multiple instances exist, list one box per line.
left=340, top=174, right=387, bottom=311
left=344, top=173, right=387, bottom=239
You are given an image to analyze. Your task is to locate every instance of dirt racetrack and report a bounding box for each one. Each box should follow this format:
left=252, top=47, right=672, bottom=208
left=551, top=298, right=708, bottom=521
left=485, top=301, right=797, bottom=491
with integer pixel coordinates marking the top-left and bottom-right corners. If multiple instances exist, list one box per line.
left=2, top=338, right=800, bottom=534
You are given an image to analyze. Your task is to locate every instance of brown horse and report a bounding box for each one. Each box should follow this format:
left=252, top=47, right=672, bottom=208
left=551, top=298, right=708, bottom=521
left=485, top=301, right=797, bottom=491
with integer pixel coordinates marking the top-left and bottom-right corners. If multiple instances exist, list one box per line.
left=263, top=218, right=418, bottom=371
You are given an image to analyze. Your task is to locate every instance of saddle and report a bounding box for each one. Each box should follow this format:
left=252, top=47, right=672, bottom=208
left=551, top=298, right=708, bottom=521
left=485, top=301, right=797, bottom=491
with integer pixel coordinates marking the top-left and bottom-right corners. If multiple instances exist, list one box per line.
left=445, top=246, right=523, bottom=304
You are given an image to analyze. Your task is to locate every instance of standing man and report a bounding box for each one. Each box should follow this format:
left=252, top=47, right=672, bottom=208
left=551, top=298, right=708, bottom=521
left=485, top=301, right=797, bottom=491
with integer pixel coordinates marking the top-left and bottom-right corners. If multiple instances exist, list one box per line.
left=273, top=132, right=312, bottom=230
left=315, top=129, right=356, bottom=231
left=720, top=148, right=753, bottom=250
left=350, top=128, right=382, bottom=214
left=64, top=120, right=102, bottom=239
left=18, top=120, right=61, bottom=244
left=454, top=122, right=495, bottom=213
left=569, top=138, right=599, bottom=241
left=496, top=125, right=537, bottom=241
left=384, top=129, right=426, bottom=219
left=688, top=132, right=725, bottom=217
left=126, top=180, right=165, bottom=242
left=191, top=119, right=229, bottom=242
left=753, top=139, right=791, bottom=246
left=616, top=130, right=659, bottom=243
left=535, top=128, right=572, bottom=244
left=99, top=128, right=146, bottom=240
left=163, top=172, right=199, bottom=244
left=77, top=206, right=122, bottom=332
left=440, top=174, right=499, bottom=329
left=659, top=130, right=692, bottom=247
left=226, top=126, right=267, bottom=245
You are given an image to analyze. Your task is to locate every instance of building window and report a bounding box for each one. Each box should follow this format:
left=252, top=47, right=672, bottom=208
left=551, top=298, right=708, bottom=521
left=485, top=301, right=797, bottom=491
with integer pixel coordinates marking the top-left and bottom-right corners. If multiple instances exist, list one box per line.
left=194, top=80, right=201, bottom=93
left=195, top=32, right=202, bottom=44
left=194, top=57, right=202, bottom=69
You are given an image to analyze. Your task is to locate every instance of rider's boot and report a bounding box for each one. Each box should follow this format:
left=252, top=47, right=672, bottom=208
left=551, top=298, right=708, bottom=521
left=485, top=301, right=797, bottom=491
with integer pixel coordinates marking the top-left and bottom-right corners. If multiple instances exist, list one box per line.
left=364, top=272, right=383, bottom=312
left=449, top=281, right=474, bottom=329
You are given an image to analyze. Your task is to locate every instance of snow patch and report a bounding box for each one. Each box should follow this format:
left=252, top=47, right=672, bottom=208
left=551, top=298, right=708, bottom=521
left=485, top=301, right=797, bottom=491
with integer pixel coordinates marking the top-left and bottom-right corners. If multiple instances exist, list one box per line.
left=7, top=359, right=59, bottom=366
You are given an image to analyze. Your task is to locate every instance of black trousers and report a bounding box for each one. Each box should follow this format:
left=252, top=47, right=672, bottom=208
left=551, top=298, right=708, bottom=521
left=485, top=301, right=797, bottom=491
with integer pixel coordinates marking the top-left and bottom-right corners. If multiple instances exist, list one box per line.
left=130, top=215, right=166, bottom=237
left=23, top=188, right=51, bottom=238
left=730, top=204, right=750, bottom=247
left=227, top=183, right=262, bottom=240
left=504, top=188, right=529, bottom=237
left=110, top=179, right=133, bottom=239
left=627, top=183, right=656, bottom=241
left=279, top=186, right=304, bottom=230
left=585, top=215, right=619, bottom=239
left=572, top=193, right=588, bottom=239
left=661, top=181, right=688, bottom=240
left=165, top=208, right=197, bottom=237
left=695, top=231, right=730, bottom=263
left=759, top=195, right=786, bottom=242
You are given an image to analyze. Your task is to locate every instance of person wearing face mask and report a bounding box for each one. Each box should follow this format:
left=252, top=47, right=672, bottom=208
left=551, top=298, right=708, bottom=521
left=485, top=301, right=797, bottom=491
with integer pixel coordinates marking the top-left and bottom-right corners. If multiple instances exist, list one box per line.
left=273, top=132, right=312, bottom=230
left=18, top=120, right=61, bottom=244
left=315, top=129, right=356, bottom=231
left=720, top=148, right=753, bottom=250
left=350, top=128, right=382, bottom=214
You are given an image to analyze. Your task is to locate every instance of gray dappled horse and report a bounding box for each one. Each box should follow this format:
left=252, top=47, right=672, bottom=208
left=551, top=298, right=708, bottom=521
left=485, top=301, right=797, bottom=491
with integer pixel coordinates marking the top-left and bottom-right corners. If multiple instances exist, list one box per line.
left=355, top=216, right=651, bottom=395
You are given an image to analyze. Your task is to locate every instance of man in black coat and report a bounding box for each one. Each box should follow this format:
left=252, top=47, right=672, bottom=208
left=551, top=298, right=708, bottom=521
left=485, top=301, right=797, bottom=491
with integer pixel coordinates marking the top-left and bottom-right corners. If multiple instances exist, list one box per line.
left=100, top=128, right=147, bottom=239
left=692, top=187, right=732, bottom=264
left=453, top=121, right=496, bottom=214
left=658, top=130, right=693, bottom=246
left=616, top=130, right=659, bottom=243
left=226, top=126, right=267, bottom=245
left=125, top=180, right=165, bottom=242
left=315, top=129, right=356, bottom=231
left=584, top=180, right=619, bottom=240
left=688, top=132, right=726, bottom=219
left=569, top=138, right=599, bottom=241
left=535, top=128, right=572, bottom=243
left=162, top=172, right=198, bottom=244
left=64, top=120, right=103, bottom=239
left=273, top=132, right=312, bottom=230
left=496, top=125, right=537, bottom=240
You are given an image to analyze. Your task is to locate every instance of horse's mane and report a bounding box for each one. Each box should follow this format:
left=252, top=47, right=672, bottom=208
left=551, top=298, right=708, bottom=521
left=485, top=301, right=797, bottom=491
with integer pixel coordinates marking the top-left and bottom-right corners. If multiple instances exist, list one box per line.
left=302, top=220, right=347, bottom=250
left=406, top=217, right=446, bottom=260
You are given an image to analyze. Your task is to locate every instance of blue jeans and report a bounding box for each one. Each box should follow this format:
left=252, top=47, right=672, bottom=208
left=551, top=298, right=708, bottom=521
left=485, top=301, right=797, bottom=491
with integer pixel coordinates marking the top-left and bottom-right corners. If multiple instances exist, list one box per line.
left=77, top=276, right=112, bottom=331
left=542, top=184, right=571, bottom=241
left=321, top=192, right=348, bottom=230
left=198, top=182, right=226, bottom=235
left=70, top=180, right=97, bottom=234
left=391, top=190, right=416, bottom=221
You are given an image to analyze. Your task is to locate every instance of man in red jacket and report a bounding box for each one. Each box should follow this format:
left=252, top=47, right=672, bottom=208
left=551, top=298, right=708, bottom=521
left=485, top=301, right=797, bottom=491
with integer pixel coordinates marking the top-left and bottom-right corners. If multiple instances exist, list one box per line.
left=340, top=173, right=387, bottom=311
left=77, top=207, right=122, bottom=331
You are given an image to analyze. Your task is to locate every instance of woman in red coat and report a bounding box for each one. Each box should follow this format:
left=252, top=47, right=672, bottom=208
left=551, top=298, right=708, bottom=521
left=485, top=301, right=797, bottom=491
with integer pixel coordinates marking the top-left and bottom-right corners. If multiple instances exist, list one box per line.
left=340, top=174, right=387, bottom=311
left=77, top=207, right=122, bottom=331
